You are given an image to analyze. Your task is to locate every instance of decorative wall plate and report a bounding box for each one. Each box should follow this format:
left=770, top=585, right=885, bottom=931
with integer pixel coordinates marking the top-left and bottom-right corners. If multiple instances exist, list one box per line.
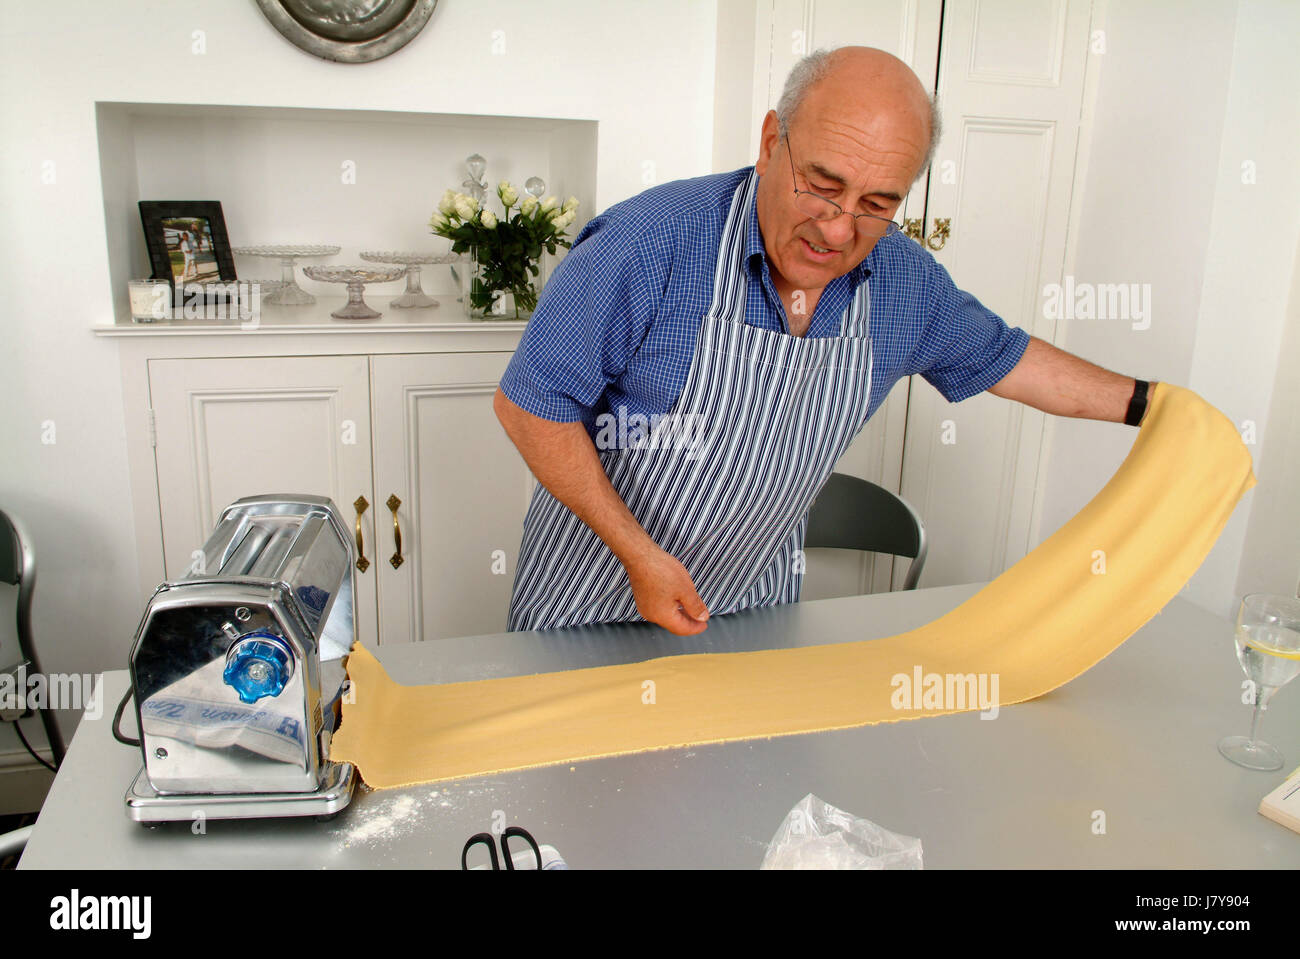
left=255, top=0, right=439, bottom=64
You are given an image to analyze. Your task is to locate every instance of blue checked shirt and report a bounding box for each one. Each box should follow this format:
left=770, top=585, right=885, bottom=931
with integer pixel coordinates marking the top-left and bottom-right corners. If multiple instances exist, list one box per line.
left=499, top=166, right=1029, bottom=438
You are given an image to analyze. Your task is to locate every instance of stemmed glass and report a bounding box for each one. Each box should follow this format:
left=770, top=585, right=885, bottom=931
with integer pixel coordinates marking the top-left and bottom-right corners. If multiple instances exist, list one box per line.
left=1218, top=593, right=1300, bottom=770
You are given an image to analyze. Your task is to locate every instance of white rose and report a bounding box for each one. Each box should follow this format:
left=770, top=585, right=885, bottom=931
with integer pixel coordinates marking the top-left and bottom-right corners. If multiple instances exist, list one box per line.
left=555, top=210, right=576, bottom=231
left=428, top=212, right=448, bottom=232
left=540, top=195, right=559, bottom=213
left=454, top=195, right=477, bottom=220
left=562, top=195, right=580, bottom=214
left=498, top=181, right=518, bottom=209
left=438, top=189, right=457, bottom=215
left=520, top=194, right=539, bottom=216
left=481, top=209, right=498, bottom=229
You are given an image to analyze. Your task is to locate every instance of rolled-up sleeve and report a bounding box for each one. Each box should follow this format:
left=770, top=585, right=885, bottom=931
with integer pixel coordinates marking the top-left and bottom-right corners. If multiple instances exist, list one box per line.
left=498, top=215, right=657, bottom=422
left=910, top=252, right=1030, bottom=404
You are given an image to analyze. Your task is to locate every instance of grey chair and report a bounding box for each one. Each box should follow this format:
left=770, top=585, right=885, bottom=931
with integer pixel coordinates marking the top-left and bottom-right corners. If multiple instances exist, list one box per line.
left=0, top=508, right=66, bottom=769
left=0, top=825, right=32, bottom=862
left=804, top=472, right=928, bottom=590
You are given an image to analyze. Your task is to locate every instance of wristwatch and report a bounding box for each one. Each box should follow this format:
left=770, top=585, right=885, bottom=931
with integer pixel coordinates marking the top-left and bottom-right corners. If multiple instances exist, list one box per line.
left=1125, top=378, right=1153, bottom=426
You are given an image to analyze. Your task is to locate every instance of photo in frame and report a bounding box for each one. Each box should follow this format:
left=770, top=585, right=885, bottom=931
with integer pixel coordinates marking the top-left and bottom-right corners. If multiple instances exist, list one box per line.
left=138, top=200, right=237, bottom=291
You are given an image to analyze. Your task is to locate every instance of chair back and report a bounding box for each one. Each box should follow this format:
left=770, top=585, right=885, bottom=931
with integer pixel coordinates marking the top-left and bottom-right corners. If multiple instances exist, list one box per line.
left=805, top=472, right=928, bottom=590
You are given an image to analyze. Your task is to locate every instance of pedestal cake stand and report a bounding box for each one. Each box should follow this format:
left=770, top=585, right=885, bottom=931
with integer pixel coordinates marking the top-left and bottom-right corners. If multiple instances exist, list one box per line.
left=232, top=245, right=341, bottom=305
left=358, top=251, right=465, bottom=308
left=301, top=265, right=406, bottom=320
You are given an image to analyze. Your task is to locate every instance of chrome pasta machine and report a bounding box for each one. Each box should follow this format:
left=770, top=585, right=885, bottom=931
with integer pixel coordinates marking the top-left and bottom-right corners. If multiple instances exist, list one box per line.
left=122, top=494, right=357, bottom=822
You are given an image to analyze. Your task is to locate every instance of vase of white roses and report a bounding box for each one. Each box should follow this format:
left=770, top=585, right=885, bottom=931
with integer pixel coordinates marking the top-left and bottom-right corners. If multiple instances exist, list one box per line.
left=430, top=181, right=579, bottom=320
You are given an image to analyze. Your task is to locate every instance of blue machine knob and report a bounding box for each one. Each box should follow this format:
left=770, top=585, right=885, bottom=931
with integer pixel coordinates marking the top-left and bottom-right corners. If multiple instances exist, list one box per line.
left=223, top=630, right=294, bottom=704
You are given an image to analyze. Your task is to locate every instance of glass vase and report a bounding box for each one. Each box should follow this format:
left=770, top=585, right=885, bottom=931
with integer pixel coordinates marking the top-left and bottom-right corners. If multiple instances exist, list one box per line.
left=460, top=246, right=541, bottom=321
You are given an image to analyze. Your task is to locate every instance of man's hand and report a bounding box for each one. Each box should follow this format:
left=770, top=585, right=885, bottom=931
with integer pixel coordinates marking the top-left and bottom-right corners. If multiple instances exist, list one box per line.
left=494, top=387, right=711, bottom=635
left=623, top=546, right=710, bottom=636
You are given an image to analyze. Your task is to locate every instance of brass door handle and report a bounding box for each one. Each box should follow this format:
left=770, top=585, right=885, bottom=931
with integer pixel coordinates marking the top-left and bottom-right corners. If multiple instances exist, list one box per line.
left=387, top=494, right=404, bottom=569
left=903, top=217, right=950, bottom=251
left=925, top=217, right=950, bottom=251
left=353, top=495, right=370, bottom=573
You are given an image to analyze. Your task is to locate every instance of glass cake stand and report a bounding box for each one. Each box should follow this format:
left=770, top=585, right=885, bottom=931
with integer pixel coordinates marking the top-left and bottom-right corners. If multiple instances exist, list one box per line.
left=358, top=251, right=465, bottom=308
left=232, top=245, right=341, bottom=305
left=301, top=264, right=406, bottom=320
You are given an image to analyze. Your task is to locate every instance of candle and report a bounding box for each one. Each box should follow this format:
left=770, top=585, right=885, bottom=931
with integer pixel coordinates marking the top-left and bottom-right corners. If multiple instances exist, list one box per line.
left=127, top=279, right=171, bottom=322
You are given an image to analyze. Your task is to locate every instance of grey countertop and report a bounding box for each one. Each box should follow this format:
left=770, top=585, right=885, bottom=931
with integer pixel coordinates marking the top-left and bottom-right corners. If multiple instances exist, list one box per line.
left=18, top=582, right=1300, bottom=868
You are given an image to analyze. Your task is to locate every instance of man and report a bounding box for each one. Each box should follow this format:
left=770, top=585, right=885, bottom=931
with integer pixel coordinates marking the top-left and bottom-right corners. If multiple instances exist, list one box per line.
left=495, top=46, right=1149, bottom=636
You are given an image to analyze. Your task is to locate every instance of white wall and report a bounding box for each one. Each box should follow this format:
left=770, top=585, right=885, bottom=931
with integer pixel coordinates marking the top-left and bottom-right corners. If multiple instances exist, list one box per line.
left=1040, top=0, right=1299, bottom=619
left=0, top=0, right=719, bottom=795
left=1192, top=0, right=1300, bottom=604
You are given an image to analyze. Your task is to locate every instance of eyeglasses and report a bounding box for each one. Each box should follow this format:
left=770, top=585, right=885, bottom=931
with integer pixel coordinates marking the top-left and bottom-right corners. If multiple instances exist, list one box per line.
left=783, top=130, right=901, bottom=238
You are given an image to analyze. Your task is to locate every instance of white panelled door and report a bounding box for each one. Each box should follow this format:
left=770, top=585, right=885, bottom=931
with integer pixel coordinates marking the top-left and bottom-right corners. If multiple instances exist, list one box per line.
left=148, top=354, right=378, bottom=649
left=899, top=0, right=1093, bottom=587
left=750, top=0, right=1093, bottom=595
left=369, top=353, right=536, bottom=643
left=755, top=0, right=942, bottom=598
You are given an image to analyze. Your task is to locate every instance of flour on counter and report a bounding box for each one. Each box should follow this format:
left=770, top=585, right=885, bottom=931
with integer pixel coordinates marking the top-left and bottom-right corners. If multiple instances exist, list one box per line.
left=333, top=783, right=524, bottom=846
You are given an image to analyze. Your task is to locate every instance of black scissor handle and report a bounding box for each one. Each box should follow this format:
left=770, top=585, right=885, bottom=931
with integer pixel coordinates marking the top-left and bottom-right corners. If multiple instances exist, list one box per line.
left=461, top=832, right=500, bottom=870
left=500, top=826, right=542, bottom=871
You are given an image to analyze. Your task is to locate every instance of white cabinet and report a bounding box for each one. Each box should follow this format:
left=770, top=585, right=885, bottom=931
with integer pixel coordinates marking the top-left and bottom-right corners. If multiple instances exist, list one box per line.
left=149, top=354, right=380, bottom=647
left=108, top=297, right=530, bottom=644
left=369, top=353, right=535, bottom=643
left=147, top=348, right=535, bottom=645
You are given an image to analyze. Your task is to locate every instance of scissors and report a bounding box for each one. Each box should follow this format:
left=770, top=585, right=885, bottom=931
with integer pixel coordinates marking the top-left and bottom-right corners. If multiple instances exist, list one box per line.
left=461, top=826, right=543, bottom=870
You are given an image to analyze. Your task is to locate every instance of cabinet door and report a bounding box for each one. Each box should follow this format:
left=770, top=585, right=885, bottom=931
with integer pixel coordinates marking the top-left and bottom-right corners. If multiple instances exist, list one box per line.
left=753, top=0, right=943, bottom=599
left=370, top=353, right=534, bottom=643
left=148, top=355, right=378, bottom=650
left=899, top=0, right=1094, bottom=586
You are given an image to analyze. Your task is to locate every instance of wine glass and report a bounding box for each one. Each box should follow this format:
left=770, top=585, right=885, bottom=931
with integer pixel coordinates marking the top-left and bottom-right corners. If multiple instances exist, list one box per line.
left=1218, top=593, right=1300, bottom=770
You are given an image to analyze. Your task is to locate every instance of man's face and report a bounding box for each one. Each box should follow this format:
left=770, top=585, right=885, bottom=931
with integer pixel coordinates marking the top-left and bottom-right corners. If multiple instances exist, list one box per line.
left=755, top=102, right=925, bottom=297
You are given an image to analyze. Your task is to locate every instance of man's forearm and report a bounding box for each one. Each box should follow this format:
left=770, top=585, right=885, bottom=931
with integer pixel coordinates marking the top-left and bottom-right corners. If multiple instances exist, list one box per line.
left=991, top=336, right=1142, bottom=423
left=492, top=387, right=660, bottom=565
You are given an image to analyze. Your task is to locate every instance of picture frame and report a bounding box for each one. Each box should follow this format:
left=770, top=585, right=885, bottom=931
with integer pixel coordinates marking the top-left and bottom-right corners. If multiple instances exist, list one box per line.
left=138, top=200, right=237, bottom=291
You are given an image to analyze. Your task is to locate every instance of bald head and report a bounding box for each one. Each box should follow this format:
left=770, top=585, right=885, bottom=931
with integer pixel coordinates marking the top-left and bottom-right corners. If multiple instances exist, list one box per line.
left=753, top=46, right=940, bottom=299
left=776, top=46, right=938, bottom=183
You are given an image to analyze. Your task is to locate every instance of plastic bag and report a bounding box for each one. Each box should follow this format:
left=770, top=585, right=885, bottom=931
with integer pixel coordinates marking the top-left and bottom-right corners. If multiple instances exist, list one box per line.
left=760, top=793, right=924, bottom=870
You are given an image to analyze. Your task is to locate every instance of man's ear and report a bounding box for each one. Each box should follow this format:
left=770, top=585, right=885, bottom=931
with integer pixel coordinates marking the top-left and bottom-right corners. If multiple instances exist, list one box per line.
left=755, top=110, right=780, bottom=176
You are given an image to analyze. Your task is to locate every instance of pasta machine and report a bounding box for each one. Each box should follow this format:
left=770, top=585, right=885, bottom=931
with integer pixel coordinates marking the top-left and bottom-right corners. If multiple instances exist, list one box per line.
left=123, top=494, right=357, bottom=822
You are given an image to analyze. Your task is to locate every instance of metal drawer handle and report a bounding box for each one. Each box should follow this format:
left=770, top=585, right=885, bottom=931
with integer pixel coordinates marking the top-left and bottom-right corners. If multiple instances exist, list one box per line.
left=354, top=495, right=370, bottom=573
left=387, top=494, right=404, bottom=569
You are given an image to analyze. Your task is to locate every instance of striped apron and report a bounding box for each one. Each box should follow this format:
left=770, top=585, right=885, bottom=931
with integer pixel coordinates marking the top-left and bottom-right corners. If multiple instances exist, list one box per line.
left=507, top=168, right=874, bottom=631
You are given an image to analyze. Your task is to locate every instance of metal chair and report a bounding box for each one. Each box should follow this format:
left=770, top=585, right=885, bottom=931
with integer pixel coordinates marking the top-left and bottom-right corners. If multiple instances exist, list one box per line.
left=0, top=508, right=67, bottom=769
left=0, top=825, right=32, bottom=862
left=804, top=472, right=928, bottom=590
